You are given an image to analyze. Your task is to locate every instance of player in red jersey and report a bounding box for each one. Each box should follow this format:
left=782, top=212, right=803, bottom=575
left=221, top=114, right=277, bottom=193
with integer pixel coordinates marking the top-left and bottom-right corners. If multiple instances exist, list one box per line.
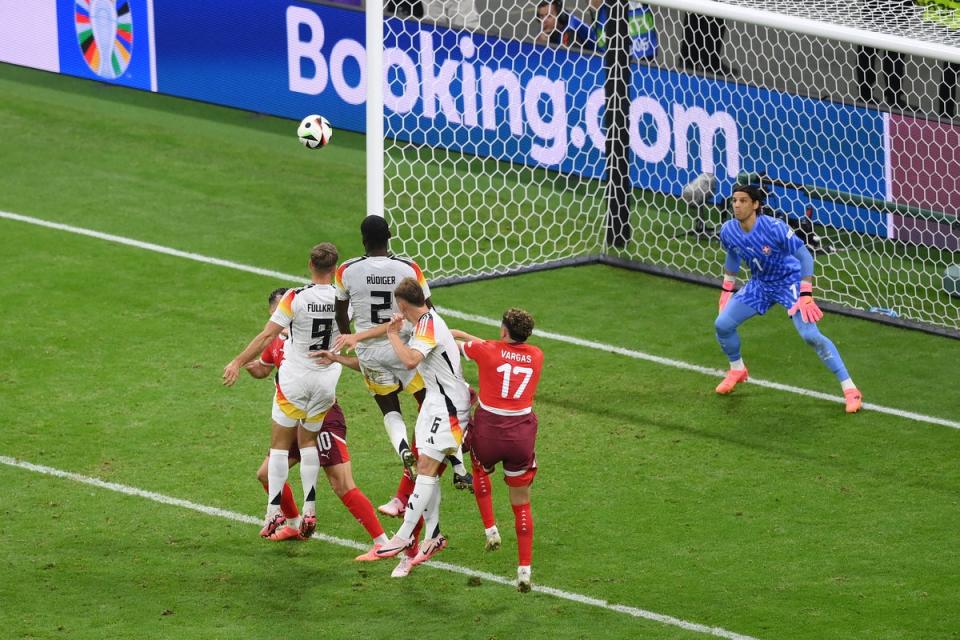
left=238, top=287, right=389, bottom=558
left=454, top=308, right=544, bottom=593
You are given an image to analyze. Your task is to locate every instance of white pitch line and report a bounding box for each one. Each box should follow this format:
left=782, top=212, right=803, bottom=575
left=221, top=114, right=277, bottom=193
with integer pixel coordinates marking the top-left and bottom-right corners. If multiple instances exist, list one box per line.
left=2, top=209, right=958, bottom=431
left=0, top=455, right=759, bottom=640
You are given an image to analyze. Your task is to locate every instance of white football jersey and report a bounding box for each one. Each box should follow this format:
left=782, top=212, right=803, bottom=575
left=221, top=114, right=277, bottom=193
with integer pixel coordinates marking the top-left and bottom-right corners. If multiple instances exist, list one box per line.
left=335, top=255, right=431, bottom=344
left=269, top=283, right=341, bottom=374
left=408, top=310, right=470, bottom=412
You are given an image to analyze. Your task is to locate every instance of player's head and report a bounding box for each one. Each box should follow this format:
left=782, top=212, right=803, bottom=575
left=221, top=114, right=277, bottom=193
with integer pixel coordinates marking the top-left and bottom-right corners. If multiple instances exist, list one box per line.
left=361, top=215, right=391, bottom=253
left=268, top=287, right=287, bottom=314
left=731, top=184, right=765, bottom=221
left=309, top=242, right=339, bottom=276
left=501, top=308, right=535, bottom=343
left=537, top=0, right=562, bottom=27
left=394, top=276, right=427, bottom=319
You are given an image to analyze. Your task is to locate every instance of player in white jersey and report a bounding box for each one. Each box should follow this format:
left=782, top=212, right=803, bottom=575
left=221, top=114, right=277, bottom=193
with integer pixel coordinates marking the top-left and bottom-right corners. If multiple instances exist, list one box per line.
left=334, top=215, right=472, bottom=520
left=375, top=277, right=472, bottom=568
left=223, top=243, right=344, bottom=539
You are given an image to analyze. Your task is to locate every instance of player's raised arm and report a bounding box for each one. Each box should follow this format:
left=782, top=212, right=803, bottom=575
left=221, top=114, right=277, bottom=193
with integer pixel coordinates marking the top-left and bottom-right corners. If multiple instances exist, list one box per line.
left=451, top=328, right=484, bottom=343
left=223, top=320, right=285, bottom=386
left=387, top=313, right=424, bottom=370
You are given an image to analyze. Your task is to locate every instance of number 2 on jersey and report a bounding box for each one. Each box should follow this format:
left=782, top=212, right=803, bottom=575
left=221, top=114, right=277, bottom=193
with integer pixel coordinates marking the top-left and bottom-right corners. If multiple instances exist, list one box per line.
left=310, top=318, right=332, bottom=351
left=370, top=291, right=392, bottom=324
left=495, top=363, right=533, bottom=399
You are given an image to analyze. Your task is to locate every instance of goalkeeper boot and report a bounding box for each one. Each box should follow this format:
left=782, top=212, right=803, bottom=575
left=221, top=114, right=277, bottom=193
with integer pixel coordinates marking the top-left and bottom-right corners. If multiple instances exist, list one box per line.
left=517, top=566, right=532, bottom=593
left=844, top=388, right=863, bottom=413
left=375, top=533, right=415, bottom=559
left=378, top=497, right=406, bottom=518
left=299, top=513, right=317, bottom=539
left=715, top=368, right=749, bottom=394
left=259, top=511, right=286, bottom=538
left=410, top=534, right=447, bottom=566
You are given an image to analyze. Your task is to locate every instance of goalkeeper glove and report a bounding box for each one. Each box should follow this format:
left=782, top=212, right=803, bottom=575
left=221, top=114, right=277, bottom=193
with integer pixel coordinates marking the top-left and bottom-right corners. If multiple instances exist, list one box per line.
left=718, top=277, right=735, bottom=312
left=788, top=281, right=824, bottom=323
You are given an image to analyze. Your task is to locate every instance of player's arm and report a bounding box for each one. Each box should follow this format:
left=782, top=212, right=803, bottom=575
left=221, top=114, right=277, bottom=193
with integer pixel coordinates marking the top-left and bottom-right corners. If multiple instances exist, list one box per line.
left=451, top=329, right=484, bottom=343
left=244, top=360, right=274, bottom=379
left=387, top=313, right=424, bottom=370
left=787, top=244, right=824, bottom=322
left=718, top=250, right=740, bottom=312
left=334, top=298, right=352, bottom=336
left=223, top=321, right=285, bottom=386
left=332, top=321, right=390, bottom=353
left=308, top=349, right=361, bottom=371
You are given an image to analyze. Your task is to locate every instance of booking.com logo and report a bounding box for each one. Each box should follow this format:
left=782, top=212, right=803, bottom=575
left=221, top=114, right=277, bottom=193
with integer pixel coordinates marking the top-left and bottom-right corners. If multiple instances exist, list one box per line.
left=286, top=6, right=739, bottom=177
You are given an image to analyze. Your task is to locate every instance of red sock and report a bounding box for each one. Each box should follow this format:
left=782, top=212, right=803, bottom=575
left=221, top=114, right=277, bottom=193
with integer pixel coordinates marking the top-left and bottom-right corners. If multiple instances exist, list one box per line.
left=262, top=481, right=300, bottom=519
left=341, top=488, right=384, bottom=539
left=395, top=473, right=416, bottom=504
left=472, top=461, right=496, bottom=528
left=406, top=518, right=424, bottom=558
left=512, top=502, right=533, bottom=566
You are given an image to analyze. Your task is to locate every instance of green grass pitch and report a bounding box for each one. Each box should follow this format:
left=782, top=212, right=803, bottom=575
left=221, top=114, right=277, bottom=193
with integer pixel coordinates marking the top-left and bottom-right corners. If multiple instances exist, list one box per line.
left=1, top=63, right=960, bottom=640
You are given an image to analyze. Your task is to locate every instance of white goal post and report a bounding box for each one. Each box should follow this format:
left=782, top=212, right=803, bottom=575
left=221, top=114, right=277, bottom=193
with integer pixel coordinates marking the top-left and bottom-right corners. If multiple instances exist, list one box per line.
left=366, top=0, right=960, bottom=336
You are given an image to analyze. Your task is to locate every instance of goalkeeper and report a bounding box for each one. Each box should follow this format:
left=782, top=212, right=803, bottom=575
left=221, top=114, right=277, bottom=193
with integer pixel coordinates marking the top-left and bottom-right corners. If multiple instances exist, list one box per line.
left=713, top=185, right=863, bottom=413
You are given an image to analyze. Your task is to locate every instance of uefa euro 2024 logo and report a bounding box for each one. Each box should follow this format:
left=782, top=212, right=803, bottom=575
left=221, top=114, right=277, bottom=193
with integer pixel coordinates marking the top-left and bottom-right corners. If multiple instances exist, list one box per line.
left=74, top=0, right=133, bottom=79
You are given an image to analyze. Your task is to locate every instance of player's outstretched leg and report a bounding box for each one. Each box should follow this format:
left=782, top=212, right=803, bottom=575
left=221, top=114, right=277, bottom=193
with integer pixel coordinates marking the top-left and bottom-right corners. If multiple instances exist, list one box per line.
left=257, top=455, right=303, bottom=540
left=714, top=299, right=757, bottom=394
left=791, top=314, right=862, bottom=413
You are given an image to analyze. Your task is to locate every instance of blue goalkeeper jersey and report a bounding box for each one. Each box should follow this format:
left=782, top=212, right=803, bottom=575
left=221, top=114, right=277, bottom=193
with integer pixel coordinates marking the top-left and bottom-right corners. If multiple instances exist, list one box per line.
left=719, top=214, right=804, bottom=285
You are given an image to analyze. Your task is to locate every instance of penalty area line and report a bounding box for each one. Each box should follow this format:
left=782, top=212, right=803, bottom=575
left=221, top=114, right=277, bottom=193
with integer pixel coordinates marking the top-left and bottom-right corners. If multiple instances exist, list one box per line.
left=2, top=209, right=958, bottom=431
left=0, top=455, right=760, bottom=640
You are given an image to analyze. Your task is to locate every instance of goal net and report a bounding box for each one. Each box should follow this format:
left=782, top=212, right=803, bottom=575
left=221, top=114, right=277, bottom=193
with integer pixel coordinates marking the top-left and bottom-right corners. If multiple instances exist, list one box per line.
left=377, top=0, right=960, bottom=333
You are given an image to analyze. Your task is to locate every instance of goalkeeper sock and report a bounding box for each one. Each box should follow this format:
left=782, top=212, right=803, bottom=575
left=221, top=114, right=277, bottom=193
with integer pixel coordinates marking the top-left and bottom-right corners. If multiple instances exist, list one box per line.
left=840, top=378, right=857, bottom=391
left=793, top=315, right=850, bottom=380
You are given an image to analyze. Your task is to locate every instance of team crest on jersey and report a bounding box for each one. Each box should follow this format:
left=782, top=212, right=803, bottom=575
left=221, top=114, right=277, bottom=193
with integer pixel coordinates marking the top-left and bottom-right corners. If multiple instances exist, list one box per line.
left=761, top=245, right=772, bottom=255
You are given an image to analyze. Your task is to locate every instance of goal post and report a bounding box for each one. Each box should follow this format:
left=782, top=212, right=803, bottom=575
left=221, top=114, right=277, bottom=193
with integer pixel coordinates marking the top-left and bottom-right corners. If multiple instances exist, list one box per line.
left=368, top=0, right=960, bottom=335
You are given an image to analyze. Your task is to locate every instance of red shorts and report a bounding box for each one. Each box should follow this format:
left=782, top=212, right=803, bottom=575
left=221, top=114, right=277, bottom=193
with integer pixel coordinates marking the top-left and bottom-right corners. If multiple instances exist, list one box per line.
left=465, top=407, right=538, bottom=486
left=271, top=403, right=350, bottom=467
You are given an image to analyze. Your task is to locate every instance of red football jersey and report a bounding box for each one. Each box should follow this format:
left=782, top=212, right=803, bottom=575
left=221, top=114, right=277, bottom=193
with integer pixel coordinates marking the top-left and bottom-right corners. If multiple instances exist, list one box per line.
left=462, top=340, right=543, bottom=415
left=260, top=335, right=286, bottom=368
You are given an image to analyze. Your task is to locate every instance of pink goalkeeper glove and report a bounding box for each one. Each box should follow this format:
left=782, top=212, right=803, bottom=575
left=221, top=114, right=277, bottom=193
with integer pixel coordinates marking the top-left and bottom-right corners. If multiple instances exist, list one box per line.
left=718, top=279, right=735, bottom=312
left=788, top=281, right=824, bottom=323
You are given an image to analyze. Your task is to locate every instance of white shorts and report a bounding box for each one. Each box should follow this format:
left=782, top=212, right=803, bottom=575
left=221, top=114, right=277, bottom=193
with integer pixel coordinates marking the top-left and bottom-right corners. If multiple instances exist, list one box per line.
left=355, top=341, right=425, bottom=396
left=415, top=398, right=469, bottom=461
left=272, top=363, right=342, bottom=431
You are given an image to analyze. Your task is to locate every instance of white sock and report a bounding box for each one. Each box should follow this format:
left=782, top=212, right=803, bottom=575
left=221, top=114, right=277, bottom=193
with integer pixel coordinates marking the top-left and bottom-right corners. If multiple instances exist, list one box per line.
left=267, top=449, right=289, bottom=516
left=383, top=411, right=409, bottom=457
left=299, top=447, right=321, bottom=516
left=840, top=378, right=857, bottom=391
left=485, top=525, right=499, bottom=537
left=730, top=358, right=746, bottom=371
left=374, top=533, right=389, bottom=545
left=396, top=475, right=439, bottom=540
left=448, top=447, right=468, bottom=476
left=422, top=482, right=442, bottom=539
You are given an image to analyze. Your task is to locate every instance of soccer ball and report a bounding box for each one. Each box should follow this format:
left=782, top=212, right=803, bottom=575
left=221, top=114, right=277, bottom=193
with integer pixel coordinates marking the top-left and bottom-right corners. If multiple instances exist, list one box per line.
left=297, top=115, right=333, bottom=150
